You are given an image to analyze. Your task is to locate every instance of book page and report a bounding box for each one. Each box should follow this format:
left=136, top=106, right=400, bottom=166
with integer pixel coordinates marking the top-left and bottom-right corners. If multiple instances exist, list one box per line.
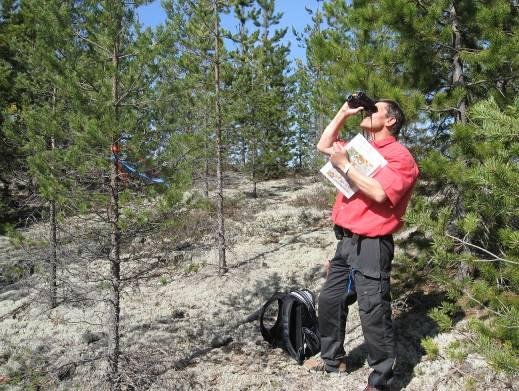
left=320, top=161, right=357, bottom=198
left=345, top=133, right=387, bottom=176
left=319, top=133, right=388, bottom=199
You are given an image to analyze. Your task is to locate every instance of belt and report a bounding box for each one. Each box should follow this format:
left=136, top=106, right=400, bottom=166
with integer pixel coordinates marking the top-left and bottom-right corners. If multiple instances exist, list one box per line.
left=333, top=224, right=358, bottom=240
left=333, top=224, right=393, bottom=241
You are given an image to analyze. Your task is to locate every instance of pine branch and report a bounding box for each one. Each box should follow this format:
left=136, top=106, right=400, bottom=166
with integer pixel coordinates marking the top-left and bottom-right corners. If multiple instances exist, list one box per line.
left=185, top=0, right=218, bottom=38
left=465, top=76, right=518, bottom=87
left=446, top=234, right=518, bottom=265
left=421, top=106, right=460, bottom=113
left=73, top=30, right=112, bottom=57
left=464, top=291, right=515, bottom=321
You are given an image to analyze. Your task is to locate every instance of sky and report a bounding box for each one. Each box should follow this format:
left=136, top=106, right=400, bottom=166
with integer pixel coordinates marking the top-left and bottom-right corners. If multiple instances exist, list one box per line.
left=136, top=0, right=324, bottom=64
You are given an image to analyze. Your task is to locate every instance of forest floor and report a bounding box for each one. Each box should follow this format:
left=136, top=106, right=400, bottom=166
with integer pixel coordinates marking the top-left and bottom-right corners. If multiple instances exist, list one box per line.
left=0, top=173, right=517, bottom=391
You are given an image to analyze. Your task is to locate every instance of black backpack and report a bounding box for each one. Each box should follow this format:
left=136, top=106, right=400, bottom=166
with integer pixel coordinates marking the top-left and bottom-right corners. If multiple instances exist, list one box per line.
left=259, top=289, right=320, bottom=364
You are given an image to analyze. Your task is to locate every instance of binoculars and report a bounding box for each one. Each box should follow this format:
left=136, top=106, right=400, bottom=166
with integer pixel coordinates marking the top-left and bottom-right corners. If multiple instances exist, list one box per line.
left=347, top=92, right=378, bottom=115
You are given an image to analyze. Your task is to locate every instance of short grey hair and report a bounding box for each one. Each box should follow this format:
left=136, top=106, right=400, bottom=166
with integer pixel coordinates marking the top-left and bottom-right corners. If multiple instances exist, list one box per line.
left=377, top=99, right=406, bottom=137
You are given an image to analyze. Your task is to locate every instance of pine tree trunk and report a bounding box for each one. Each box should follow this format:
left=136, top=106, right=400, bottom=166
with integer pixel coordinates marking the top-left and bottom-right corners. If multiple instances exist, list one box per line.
left=251, top=140, right=257, bottom=198
left=204, top=136, right=210, bottom=198
left=315, top=1, right=325, bottom=155
left=240, top=138, right=246, bottom=168
left=214, top=0, right=227, bottom=274
left=238, top=18, right=247, bottom=170
left=108, top=31, right=122, bottom=391
left=450, top=2, right=472, bottom=280
left=48, top=89, right=58, bottom=309
left=450, top=2, right=467, bottom=124
left=48, top=198, right=58, bottom=308
left=250, top=46, right=258, bottom=199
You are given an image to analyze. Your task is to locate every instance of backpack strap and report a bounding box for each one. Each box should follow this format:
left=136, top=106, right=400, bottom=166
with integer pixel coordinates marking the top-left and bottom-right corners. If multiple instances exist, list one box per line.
left=259, top=293, right=285, bottom=344
left=291, top=289, right=319, bottom=325
left=280, top=296, right=302, bottom=362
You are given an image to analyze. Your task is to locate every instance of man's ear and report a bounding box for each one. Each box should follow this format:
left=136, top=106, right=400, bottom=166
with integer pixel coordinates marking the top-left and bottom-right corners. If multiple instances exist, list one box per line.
left=386, top=116, right=396, bottom=128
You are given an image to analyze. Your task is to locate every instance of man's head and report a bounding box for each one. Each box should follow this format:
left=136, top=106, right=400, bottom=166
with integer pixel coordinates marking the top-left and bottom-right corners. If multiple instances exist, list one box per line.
left=359, top=99, right=405, bottom=137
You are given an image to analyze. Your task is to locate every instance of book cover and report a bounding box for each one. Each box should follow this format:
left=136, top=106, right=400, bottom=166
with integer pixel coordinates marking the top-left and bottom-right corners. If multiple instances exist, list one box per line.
left=320, top=133, right=388, bottom=199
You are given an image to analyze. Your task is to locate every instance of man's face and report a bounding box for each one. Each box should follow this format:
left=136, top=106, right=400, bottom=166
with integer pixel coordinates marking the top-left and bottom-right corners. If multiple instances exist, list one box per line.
left=359, top=102, right=395, bottom=132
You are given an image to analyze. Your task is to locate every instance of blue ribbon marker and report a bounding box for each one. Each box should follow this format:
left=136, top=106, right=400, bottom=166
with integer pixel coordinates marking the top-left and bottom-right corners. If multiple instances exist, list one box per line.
left=111, top=154, right=169, bottom=187
left=347, top=267, right=357, bottom=294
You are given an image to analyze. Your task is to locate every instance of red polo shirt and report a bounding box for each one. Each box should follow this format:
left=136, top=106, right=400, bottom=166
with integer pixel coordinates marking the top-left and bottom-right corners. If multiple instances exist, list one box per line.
left=332, top=136, right=419, bottom=236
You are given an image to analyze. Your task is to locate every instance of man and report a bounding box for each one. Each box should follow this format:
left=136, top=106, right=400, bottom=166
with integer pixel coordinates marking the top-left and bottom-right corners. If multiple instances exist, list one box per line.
left=304, top=97, right=419, bottom=391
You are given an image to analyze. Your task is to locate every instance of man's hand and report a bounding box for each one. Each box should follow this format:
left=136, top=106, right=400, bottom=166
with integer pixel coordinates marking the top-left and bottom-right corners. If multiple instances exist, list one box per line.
left=324, top=260, right=331, bottom=278
left=338, top=100, right=364, bottom=118
left=316, top=101, right=364, bottom=156
left=330, top=142, right=350, bottom=172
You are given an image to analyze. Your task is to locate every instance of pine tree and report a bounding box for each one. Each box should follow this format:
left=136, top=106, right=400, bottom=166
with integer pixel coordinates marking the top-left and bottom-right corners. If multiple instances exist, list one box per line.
left=213, top=0, right=228, bottom=273
left=160, top=0, right=231, bottom=273
left=226, top=0, right=262, bottom=194
left=28, top=1, right=173, bottom=388
left=0, top=0, right=29, bottom=229
left=291, top=62, right=316, bottom=171
left=2, top=1, right=82, bottom=308
left=226, top=0, right=258, bottom=169
left=253, top=0, right=293, bottom=179
left=378, top=0, right=519, bottom=151
left=157, top=0, right=211, bottom=195
left=67, top=2, right=170, bottom=387
left=292, top=0, right=327, bottom=170
left=406, top=98, right=519, bottom=373
left=376, top=0, right=519, bottom=276
left=302, top=0, right=422, bottom=145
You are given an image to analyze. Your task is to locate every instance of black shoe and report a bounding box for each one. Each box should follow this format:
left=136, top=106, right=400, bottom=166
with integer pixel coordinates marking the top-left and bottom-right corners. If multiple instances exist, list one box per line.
left=303, top=357, right=347, bottom=374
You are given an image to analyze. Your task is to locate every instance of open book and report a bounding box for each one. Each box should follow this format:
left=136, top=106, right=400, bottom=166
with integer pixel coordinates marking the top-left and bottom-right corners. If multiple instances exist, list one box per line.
left=320, top=133, right=388, bottom=198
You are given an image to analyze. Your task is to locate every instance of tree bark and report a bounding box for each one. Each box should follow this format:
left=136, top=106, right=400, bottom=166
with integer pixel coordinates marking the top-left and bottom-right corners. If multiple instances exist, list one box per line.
left=214, top=0, right=227, bottom=274
left=204, top=136, right=210, bottom=198
left=240, top=137, right=247, bottom=168
left=315, top=0, right=325, bottom=150
left=108, top=19, right=122, bottom=391
left=450, top=2, right=473, bottom=280
left=204, top=111, right=210, bottom=198
left=238, top=17, right=247, bottom=169
left=449, top=2, right=467, bottom=124
left=48, top=89, right=58, bottom=309
left=48, top=198, right=58, bottom=308
left=251, top=140, right=257, bottom=198
left=250, top=46, right=258, bottom=198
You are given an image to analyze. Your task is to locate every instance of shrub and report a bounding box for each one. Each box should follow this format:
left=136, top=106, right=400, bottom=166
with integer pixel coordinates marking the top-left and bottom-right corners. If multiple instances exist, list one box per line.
left=292, top=185, right=335, bottom=210
left=420, top=336, right=439, bottom=359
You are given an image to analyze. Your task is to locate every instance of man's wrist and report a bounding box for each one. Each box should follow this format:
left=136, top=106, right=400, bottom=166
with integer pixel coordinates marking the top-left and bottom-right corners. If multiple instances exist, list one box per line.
left=343, top=162, right=352, bottom=175
left=338, top=109, right=350, bottom=119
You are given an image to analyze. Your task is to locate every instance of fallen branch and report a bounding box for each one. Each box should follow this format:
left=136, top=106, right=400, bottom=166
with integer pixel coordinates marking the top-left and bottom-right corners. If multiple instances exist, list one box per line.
left=0, top=302, right=30, bottom=322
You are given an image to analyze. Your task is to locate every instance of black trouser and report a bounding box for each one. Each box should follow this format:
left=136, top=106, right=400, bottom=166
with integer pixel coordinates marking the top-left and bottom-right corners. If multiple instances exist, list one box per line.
left=318, top=232, right=395, bottom=388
